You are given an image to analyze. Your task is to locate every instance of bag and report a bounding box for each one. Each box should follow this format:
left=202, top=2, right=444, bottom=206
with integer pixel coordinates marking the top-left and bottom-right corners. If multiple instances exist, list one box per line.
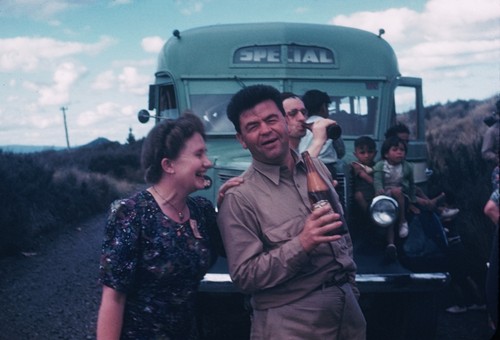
left=401, top=210, right=449, bottom=272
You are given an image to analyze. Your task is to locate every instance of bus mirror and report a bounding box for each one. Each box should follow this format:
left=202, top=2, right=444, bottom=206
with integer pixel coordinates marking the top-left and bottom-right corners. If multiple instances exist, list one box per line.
left=138, top=109, right=151, bottom=123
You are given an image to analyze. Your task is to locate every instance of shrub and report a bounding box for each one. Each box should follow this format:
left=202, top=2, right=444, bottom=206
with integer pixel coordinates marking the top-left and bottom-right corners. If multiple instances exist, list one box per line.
left=0, top=140, right=144, bottom=256
left=425, top=98, right=497, bottom=262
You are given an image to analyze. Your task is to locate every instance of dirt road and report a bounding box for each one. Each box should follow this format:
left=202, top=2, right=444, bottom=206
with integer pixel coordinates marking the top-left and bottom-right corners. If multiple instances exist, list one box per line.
left=0, top=214, right=494, bottom=339
left=0, top=215, right=103, bottom=339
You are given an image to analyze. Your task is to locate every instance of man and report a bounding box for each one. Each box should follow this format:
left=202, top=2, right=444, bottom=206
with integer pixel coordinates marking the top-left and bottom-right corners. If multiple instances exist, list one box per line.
left=281, top=92, right=336, bottom=158
left=299, top=89, right=346, bottom=179
left=218, top=85, right=366, bottom=339
left=482, top=100, right=499, bottom=331
left=481, top=99, right=500, bottom=168
left=483, top=175, right=498, bottom=331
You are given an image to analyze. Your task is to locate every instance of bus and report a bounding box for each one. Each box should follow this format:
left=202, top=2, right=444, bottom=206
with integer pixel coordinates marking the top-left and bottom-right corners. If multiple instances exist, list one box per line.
left=139, top=23, right=448, bottom=339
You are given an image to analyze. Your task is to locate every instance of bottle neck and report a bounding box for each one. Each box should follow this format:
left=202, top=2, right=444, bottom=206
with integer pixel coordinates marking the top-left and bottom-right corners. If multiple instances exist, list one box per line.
left=301, top=151, right=329, bottom=191
left=301, top=151, right=315, bottom=173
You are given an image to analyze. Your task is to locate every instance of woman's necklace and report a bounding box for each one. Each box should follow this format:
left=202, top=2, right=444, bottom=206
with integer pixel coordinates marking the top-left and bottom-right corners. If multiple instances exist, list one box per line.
left=152, top=186, right=187, bottom=221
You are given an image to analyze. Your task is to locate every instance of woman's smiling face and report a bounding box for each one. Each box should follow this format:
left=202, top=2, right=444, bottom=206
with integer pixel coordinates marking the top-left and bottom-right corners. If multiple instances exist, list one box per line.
left=172, top=132, right=213, bottom=192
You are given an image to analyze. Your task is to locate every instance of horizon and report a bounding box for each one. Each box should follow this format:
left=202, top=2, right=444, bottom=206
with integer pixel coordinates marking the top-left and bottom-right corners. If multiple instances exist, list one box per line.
left=2, top=95, right=495, bottom=151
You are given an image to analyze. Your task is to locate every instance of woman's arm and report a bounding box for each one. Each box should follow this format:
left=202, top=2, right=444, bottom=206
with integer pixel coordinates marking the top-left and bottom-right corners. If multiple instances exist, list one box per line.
left=97, top=286, right=126, bottom=340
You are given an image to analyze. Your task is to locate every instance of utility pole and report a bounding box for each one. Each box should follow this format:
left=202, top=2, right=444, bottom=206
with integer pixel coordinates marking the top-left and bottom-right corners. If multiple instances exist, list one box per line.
left=60, top=106, right=70, bottom=149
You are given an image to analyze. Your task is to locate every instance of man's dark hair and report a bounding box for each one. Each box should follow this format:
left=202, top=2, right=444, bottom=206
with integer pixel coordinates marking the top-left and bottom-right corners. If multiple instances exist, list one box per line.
left=380, top=136, right=407, bottom=159
left=354, top=136, right=376, bottom=151
left=302, top=90, right=331, bottom=116
left=280, top=92, right=300, bottom=102
left=226, top=84, right=285, bottom=133
left=384, top=122, right=410, bottom=139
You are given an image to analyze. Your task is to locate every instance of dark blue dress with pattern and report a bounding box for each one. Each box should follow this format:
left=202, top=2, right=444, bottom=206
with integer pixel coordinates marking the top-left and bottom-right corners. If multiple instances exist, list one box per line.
left=99, top=190, right=220, bottom=339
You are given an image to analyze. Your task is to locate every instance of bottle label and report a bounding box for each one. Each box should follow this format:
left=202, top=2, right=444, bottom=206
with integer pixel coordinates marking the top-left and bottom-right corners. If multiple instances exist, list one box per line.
left=312, top=200, right=333, bottom=213
left=312, top=200, right=348, bottom=236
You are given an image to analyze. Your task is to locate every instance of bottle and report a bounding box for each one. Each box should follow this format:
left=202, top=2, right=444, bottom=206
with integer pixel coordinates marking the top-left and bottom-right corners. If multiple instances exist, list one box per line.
left=326, top=124, right=342, bottom=140
left=301, top=150, right=347, bottom=235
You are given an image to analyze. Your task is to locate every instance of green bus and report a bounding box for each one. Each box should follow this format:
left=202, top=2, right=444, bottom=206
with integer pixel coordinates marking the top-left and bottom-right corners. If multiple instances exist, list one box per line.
left=139, top=23, right=448, bottom=339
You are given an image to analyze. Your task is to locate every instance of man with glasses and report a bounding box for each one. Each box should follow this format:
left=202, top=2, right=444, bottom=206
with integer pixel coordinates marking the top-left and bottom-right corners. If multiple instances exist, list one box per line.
left=281, top=92, right=336, bottom=159
left=299, top=89, right=346, bottom=179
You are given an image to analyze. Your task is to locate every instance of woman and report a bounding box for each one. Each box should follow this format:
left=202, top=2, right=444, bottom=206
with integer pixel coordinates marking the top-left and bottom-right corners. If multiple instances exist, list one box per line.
left=97, top=112, right=224, bottom=339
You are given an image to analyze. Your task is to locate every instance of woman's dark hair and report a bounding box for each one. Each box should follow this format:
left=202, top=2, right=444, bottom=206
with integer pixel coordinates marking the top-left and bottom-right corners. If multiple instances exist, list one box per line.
left=226, top=84, right=285, bottom=133
left=141, top=111, right=205, bottom=183
left=381, top=136, right=407, bottom=160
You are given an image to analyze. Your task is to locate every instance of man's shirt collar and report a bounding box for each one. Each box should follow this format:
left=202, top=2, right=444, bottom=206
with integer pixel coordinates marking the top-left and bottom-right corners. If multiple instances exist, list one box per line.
left=251, top=149, right=304, bottom=185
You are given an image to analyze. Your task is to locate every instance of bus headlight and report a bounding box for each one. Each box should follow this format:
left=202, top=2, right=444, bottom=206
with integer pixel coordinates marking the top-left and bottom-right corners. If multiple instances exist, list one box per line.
left=370, top=195, right=399, bottom=228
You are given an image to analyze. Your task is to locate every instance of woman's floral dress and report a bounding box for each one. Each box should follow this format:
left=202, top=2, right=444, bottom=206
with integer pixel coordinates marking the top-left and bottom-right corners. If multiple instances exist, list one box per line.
left=99, top=190, right=221, bottom=339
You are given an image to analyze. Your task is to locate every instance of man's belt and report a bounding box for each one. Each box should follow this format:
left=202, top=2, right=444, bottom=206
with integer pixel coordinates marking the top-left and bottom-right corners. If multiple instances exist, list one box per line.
left=315, top=275, right=349, bottom=291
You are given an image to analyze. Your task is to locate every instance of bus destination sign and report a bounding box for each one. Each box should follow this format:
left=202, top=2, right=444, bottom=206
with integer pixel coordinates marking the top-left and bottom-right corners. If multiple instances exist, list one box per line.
left=233, top=45, right=336, bottom=66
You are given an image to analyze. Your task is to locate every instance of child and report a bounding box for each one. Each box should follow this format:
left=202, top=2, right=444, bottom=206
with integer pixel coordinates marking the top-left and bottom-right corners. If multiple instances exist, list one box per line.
left=351, top=136, right=377, bottom=214
left=373, top=136, right=416, bottom=260
left=385, top=122, right=458, bottom=220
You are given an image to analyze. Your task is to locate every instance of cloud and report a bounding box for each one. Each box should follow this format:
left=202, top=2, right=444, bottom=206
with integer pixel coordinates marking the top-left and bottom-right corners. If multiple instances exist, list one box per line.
left=294, top=7, right=309, bottom=14
left=77, top=102, right=122, bottom=127
left=142, top=36, right=166, bottom=53
left=0, top=36, right=116, bottom=72
left=118, top=66, right=150, bottom=95
left=33, top=62, right=87, bottom=107
left=331, top=8, right=419, bottom=43
left=176, top=0, right=204, bottom=15
left=74, top=102, right=150, bottom=145
left=0, top=102, right=62, bottom=135
left=27, top=112, right=62, bottom=129
left=0, top=0, right=81, bottom=20
left=92, top=70, right=116, bottom=90
left=329, top=0, right=500, bottom=83
left=22, top=62, right=86, bottom=109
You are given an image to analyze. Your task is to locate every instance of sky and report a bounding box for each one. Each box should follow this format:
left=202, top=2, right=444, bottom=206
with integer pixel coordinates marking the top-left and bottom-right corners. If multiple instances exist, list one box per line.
left=0, top=0, right=499, bottom=147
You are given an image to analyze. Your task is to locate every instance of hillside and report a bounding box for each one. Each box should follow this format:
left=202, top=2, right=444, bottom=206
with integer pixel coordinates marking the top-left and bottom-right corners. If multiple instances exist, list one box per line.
left=0, top=144, right=65, bottom=153
left=0, top=137, right=116, bottom=154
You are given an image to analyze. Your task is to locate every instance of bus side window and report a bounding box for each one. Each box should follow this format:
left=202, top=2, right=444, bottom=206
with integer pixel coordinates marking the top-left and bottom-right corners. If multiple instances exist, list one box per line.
left=394, top=86, right=418, bottom=140
left=158, top=84, right=178, bottom=119
left=330, top=96, right=378, bottom=136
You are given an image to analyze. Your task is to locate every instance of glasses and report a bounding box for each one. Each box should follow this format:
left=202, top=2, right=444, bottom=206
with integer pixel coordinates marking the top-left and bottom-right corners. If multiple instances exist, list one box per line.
left=286, top=108, right=308, bottom=117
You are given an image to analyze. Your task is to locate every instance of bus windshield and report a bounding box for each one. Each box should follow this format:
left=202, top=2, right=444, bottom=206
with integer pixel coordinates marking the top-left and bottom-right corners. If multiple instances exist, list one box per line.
left=190, top=94, right=235, bottom=134
left=189, top=83, right=380, bottom=137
